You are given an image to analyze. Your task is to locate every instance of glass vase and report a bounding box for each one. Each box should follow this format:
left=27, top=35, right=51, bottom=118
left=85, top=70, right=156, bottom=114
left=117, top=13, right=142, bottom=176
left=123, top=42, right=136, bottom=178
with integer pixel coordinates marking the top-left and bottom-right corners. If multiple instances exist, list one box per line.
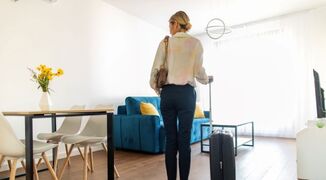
left=39, top=92, right=52, bottom=110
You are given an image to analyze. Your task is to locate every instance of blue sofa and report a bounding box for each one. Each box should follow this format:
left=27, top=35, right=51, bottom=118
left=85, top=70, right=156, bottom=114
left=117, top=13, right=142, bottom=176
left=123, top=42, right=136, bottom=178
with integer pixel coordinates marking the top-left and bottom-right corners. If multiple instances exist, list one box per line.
left=113, top=96, right=210, bottom=153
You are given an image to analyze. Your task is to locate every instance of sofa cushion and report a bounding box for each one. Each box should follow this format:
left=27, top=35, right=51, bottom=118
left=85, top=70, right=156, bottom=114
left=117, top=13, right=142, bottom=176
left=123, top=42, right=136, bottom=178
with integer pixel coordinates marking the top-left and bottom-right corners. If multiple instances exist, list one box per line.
left=125, top=97, right=161, bottom=115
left=140, top=102, right=159, bottom=116
left=194, top=103, right=205, bottom=118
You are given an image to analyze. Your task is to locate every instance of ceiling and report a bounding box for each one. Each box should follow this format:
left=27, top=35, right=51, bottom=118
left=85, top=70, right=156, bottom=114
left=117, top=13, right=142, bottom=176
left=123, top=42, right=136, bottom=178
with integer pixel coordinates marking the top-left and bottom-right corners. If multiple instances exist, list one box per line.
left=103, top=0, right=326, bottom=35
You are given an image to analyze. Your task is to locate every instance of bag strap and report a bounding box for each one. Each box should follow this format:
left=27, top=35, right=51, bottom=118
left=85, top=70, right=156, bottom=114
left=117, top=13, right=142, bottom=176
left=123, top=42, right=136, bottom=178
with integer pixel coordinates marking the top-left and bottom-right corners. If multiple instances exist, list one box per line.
left=162, top=36, right=169, bottom=68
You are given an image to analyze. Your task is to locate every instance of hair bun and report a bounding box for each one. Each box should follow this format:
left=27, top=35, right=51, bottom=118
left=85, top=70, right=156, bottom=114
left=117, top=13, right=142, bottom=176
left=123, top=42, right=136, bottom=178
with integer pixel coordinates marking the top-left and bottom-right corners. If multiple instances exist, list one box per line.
left=185, top=23, right=192, bottom=31
left=169, top=11, right=192, bottom=32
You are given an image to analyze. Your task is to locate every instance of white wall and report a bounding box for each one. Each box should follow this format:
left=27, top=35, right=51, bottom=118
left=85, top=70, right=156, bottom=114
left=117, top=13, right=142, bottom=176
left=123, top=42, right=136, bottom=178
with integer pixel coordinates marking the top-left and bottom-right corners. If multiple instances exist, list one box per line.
left=309, top=7, right=326, bottom=87
left=0, top=0, right=164, bottom=169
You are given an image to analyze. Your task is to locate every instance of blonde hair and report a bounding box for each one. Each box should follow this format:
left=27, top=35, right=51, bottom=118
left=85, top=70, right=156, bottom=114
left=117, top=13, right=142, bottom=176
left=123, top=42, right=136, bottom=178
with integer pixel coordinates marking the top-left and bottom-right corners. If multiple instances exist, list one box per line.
left=169, top=11, right=192, bottom=32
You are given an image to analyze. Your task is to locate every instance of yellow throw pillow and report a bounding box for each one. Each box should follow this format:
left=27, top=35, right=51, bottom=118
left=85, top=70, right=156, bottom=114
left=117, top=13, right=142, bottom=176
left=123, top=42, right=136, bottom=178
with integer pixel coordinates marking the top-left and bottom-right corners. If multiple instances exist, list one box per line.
left=194, top=103, right=205, bottom=118
left=140, top=102, right=159, bottom=116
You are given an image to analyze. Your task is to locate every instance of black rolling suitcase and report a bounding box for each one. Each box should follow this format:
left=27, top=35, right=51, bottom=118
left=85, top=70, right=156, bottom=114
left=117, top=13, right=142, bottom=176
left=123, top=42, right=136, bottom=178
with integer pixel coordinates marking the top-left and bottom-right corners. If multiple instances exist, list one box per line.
left=209, top=130, right=236, bottom=180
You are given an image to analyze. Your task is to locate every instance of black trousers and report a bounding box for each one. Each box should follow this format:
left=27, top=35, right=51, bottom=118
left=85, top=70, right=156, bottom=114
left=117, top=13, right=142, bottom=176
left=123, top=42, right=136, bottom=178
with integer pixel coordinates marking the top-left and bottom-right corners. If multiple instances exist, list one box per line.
left=160, top=84, right=196, bottom=180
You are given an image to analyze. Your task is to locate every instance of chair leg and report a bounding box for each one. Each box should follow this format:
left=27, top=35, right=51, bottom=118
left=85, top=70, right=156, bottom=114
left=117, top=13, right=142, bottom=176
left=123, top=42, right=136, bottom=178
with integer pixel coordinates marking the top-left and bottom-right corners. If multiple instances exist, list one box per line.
left=36, top=158, right=42, bottom=168
left=20, top=161, right=26, bottom=171
left=58, top=144, right=75, bottom=180
left=77, top=146, right=91, bottom=171
left=44, top=140, right=59, bottom=171
left=89, top=147, right=94, bottom=172
left=65, top=144, right=71, bottom=166
left=101, top=143, right=108, bottom=153
left=42, top=152, right=58, bottom=180
left=0, top=155, right=4, bottom=169
left=9, top=159, right=17, bottom=180
left=114, top=165, right=120, bottom=178
left=77, top=147, right=87, bottom=161
left=33, top=160, right=39, bottom=180
left=7, top=160, right=11, bottom=171
left=53, top=146, right=59, bottom=173
left=77, top=146, right=84, bottom=159
left=83, top=145, right=89, bottom=180
left=102, top=143, right=120, bottom=177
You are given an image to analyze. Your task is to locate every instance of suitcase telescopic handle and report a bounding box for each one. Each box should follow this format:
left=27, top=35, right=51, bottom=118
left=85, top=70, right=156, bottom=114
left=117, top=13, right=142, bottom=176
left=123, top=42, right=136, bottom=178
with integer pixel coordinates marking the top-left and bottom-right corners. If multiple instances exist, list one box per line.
left=208, top=76, right=213, bottom=134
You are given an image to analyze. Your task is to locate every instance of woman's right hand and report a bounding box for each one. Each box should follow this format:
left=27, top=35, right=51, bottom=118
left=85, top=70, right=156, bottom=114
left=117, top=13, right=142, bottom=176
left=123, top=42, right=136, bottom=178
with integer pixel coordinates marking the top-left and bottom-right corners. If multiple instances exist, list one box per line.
left=154, top=88, right=161, bottom=96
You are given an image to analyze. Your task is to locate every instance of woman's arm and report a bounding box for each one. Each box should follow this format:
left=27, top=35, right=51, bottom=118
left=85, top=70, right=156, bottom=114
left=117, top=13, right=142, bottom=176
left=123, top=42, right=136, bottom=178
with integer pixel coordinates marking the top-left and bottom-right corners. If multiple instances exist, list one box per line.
left=194, top=41, right=209, bottom=85
left=150, top=40, right=166, bottom=92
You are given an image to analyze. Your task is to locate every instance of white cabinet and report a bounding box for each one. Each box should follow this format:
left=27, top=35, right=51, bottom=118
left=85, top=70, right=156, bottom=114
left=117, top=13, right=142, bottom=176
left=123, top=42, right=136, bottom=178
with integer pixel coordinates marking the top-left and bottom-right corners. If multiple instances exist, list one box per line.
left=297, top=127, right=326, bottom=180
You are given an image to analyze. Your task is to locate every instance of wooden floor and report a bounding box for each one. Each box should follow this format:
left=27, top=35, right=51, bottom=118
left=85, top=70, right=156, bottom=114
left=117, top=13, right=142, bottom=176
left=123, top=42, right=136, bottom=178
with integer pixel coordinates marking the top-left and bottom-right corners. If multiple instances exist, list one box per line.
left=1, top=137, right=296, bottom=180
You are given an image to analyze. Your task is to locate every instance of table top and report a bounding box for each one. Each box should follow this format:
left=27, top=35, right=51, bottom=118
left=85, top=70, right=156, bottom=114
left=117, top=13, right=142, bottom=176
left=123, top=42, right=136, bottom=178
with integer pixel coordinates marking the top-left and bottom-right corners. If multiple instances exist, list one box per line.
left=202, top=121, right=253, bottom=127
left=2, top=107, right=114, bottom=116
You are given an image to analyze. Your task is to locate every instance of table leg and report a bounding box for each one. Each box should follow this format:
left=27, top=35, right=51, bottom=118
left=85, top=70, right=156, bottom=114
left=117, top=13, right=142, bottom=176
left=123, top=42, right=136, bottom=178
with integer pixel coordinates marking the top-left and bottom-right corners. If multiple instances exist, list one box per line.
left=51, top=114, right=57, bottom=133
left=107, top=113, right=114, bottom=180
left=51, top=114, right=57, bottom=167
left=200, top=124, right=203, bottom=152
left=25, top=116, right=34, bottom=180
left=235, top=127, right=238, bottom=156
left=252, top=122, right=255, bottom=146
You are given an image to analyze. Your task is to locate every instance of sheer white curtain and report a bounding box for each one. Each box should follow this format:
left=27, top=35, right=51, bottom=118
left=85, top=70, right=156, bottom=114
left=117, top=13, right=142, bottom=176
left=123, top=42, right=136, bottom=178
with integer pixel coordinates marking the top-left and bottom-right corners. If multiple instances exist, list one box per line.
left=197, top=7, right=326, bottom=138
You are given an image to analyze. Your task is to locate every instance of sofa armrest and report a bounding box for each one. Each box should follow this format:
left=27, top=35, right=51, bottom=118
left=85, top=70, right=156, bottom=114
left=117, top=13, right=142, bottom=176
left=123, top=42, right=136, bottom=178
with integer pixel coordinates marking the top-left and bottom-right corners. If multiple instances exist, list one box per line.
left=139, top=115, right=162, bottom=153
left=204, top=111, right=210, bottom=118
left=117, top=105, right=127, bottom=115
left=113, top=115, right=123, bottom=148
left=119, top=114, right=162, bottom=153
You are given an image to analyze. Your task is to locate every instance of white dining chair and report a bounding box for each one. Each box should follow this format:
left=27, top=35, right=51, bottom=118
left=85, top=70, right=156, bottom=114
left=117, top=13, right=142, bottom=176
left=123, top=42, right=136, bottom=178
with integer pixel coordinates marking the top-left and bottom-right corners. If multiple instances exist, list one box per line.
left=37, top=105, right=85, bottom=171
left=57, top=105, right=119, bottom=180
left=0, top=112, right=58, bottom=180
left=0, top=154, right=3, bottom=169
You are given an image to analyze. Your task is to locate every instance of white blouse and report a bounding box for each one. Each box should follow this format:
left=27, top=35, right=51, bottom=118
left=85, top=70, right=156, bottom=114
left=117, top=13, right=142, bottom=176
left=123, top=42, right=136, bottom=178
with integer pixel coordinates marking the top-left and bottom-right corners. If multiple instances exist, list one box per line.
left=150, top=32, right=209, bottom=91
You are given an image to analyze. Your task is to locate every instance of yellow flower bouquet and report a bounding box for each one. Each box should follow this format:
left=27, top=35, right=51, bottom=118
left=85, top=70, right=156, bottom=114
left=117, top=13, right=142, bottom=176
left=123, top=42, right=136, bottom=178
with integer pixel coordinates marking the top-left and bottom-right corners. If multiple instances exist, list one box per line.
left=29, top=64, right=64, bottom=93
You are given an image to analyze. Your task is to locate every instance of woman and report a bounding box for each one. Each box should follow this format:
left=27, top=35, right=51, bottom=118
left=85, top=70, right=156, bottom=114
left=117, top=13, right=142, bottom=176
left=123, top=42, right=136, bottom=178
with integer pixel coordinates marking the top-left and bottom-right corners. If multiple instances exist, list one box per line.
left=150, top=11, right=212, bottom=180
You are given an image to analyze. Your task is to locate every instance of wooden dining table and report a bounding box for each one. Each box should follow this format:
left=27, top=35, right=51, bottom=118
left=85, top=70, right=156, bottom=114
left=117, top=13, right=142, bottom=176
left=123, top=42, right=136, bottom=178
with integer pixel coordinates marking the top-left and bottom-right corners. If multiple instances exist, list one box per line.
left=2, top=108, right=115, bottom=180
